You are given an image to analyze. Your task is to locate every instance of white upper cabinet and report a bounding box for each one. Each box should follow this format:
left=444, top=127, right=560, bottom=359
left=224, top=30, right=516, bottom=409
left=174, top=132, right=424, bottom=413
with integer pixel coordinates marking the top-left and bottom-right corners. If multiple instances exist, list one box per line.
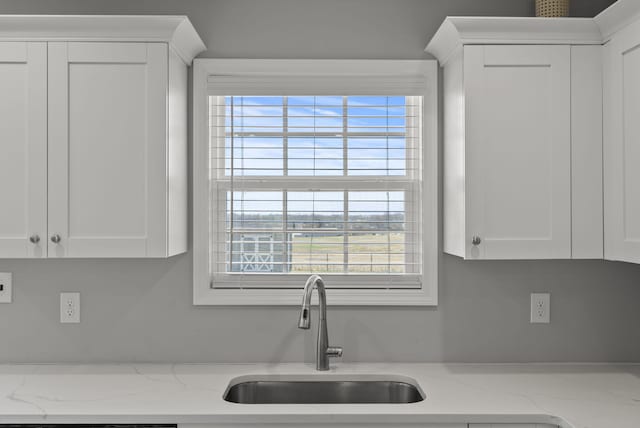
left=48, top=42, right=170, bottom=258
left=427, top=18, right=604, bottom=260
left=0, top=42, right=47, bottom=258
left=0, top=16, right=205, bottom=258
left=603, top=13, right=640, bottom=263
left=464, top=44, right=572, bottom=259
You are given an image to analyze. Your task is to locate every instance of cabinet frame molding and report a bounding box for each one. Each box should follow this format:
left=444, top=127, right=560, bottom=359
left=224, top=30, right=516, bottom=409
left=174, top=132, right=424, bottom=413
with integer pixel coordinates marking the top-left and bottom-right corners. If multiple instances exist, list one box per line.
left=0, top=15, right=205, bottom=65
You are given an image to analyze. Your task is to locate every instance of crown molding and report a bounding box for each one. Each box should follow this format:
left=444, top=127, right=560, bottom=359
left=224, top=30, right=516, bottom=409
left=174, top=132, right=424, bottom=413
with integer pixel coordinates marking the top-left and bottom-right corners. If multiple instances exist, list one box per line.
left=427, top=0, right=640, bottom=66
left=595, top=0, right=640, bottom=42
left=0, top=15, right=206, bottom=64
left=425, top=16, right=602, bottom=65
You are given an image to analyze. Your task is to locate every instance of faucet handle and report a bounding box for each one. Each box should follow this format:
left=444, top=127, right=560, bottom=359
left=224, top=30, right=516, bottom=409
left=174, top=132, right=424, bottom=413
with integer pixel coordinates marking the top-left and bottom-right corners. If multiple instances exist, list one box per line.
left=326, top=346, right=343, bottom=358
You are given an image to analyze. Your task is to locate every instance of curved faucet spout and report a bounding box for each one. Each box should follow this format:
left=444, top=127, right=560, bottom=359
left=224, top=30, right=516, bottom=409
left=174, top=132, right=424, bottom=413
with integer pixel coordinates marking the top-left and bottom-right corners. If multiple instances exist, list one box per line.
left=298, top=274, right=326, bottom=329
left=297, top=275, right=342, bottom=371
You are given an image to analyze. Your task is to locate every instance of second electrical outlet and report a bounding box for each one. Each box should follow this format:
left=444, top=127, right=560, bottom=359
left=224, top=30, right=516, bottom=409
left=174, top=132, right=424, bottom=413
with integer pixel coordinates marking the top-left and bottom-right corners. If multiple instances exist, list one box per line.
left=60, top=292, right=80, bottom=323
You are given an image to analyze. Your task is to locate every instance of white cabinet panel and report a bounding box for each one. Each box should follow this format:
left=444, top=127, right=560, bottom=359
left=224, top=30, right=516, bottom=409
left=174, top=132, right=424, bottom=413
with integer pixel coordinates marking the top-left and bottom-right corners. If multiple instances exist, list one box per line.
left=604, top=18, right=640, bottom=263
left=48, top=42, right=169, bottom=257
left=571, top=45, right=603, bottom=259
left=464, top=45, right=571, bottom=259
left=443, top=50, right=466, bottom=258
left=0, top=42, right=47, bottom=258
left=167, top=48, right=189, bottom=256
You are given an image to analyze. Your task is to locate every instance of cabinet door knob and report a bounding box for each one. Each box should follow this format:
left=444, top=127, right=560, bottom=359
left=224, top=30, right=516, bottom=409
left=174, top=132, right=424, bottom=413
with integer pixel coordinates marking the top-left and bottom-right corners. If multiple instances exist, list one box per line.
left=472, top=236, right=482, bottom=246
left=51, top=234, right=61, bottom=244
left=29, top=234, right=40, bottom=244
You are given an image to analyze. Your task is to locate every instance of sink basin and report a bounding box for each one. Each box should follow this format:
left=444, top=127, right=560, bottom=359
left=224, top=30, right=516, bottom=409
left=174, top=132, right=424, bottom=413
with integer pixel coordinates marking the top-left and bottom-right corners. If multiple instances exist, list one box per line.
left=223, top=375, right=425, bottom=404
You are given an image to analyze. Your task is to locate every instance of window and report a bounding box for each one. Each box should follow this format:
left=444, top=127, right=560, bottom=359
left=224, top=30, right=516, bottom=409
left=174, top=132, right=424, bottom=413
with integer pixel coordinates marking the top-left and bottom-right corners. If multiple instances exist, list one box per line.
left=193, top=60, right=437, bottom=305
left=213, top=95, right=422, bottom=283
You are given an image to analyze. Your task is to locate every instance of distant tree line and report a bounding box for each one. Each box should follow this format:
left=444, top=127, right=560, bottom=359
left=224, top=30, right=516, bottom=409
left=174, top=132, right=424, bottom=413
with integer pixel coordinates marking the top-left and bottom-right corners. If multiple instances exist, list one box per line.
left=228, top=213, right=405, bottom=232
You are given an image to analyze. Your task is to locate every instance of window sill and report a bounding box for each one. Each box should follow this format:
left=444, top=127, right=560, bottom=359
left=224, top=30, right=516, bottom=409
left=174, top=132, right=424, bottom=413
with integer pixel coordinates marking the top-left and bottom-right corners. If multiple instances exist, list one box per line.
left=193, top=286, right=437, bottom=306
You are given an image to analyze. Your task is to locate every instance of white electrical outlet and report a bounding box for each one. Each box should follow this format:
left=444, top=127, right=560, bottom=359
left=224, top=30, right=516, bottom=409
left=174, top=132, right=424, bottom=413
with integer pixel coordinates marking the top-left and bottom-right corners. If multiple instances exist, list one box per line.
left=0, top=272, right=12, bottom=303
left=531, top=293, right=550, bottom=323
left=60, top=292, right=80, bottom=323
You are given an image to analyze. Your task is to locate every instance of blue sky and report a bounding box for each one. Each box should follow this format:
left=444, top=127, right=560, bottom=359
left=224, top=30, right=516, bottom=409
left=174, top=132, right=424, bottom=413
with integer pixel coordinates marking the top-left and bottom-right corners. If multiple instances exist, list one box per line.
left=222, top=95, right=410, bottom=177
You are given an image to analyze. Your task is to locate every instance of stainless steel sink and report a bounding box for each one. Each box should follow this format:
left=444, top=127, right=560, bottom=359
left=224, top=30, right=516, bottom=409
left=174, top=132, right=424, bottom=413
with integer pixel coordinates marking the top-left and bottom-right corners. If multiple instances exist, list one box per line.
left=223, top=376, right=425, bottom=404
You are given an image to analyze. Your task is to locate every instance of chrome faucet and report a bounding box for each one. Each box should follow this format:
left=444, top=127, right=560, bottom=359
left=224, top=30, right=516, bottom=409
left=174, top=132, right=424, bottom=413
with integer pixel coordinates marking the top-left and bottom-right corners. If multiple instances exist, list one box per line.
left=298, top=275, right=343, bottom=371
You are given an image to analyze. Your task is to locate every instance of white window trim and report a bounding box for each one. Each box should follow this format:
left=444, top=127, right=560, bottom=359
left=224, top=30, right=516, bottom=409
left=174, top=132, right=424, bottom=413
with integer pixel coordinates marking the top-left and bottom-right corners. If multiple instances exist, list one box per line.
left=193, top=59, right=438, bottom=306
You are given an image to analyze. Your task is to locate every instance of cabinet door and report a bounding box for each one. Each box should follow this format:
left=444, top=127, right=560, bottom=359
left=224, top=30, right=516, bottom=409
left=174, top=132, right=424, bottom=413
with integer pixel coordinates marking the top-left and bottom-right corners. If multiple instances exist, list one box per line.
left=48, top=42, right=168, bottom=257
left=604, top=19, right=640, bottom=263
left=0, top=42, right=47, bottom=258
left=465, top=45, right=571, bottom=259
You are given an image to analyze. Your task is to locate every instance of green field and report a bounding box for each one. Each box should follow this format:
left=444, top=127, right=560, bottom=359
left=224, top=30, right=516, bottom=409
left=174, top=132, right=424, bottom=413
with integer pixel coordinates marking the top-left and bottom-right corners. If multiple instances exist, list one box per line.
left=290, top=232, right=405, bottom=273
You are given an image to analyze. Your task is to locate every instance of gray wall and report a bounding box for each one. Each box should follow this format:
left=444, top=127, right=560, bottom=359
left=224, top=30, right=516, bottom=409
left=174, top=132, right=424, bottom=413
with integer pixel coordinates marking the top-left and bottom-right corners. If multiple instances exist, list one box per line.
left=0, top=0, right=634, bottom=364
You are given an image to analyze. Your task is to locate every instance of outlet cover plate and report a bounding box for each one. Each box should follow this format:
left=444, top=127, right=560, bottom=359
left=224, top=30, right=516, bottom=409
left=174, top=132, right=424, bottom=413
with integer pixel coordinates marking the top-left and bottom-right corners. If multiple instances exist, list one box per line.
left=531, top=292, right=550, bottom=324
left=0, top=272, right=12, bottom=303
left=60, top=292, right=80, bottom=323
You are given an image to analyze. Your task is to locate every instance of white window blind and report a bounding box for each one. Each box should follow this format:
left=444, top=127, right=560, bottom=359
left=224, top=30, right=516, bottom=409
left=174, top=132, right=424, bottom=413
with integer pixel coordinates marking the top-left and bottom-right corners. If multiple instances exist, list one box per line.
left=209, top=95, right=424, bottom=289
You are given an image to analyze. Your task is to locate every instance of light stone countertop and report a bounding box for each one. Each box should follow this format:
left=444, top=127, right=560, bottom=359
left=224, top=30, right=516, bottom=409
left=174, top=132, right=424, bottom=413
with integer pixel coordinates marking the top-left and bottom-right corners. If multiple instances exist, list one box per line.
left=1, top=363, right=639, bottom=427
